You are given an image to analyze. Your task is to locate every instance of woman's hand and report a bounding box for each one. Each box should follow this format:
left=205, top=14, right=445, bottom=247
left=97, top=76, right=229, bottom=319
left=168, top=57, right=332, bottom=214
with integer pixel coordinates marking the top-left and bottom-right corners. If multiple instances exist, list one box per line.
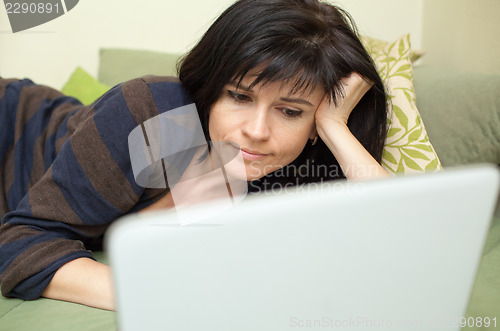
left=314, top=73, right=388, bottom=181
left=315, top=73, right=373, bottom=129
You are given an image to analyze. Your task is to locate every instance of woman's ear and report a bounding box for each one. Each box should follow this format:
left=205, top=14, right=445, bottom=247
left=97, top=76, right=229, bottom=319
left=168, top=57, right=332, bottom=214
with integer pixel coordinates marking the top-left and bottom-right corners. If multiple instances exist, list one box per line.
left=309, top=126, right=318, bottom=146
left=309, top=125, right=317, bottom=140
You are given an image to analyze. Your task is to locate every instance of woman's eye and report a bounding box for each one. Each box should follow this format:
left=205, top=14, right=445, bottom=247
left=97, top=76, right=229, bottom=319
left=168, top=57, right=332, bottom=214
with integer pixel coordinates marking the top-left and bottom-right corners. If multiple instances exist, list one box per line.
left=228, top=90, right=251, bottom=103
left=281, top=108, right=303, bottom=119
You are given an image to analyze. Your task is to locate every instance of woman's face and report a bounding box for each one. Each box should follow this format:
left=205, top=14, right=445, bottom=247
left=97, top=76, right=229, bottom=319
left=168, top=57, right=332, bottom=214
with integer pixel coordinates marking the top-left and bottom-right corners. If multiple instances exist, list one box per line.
left=209, top=75, right=325, bottom=181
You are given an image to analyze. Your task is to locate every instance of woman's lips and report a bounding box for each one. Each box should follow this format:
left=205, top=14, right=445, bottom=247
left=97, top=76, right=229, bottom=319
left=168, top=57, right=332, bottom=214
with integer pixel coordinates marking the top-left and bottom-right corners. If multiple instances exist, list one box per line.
left=231, top=143, right=269, bottom=161
left=241, top=149, right=269, bottom=161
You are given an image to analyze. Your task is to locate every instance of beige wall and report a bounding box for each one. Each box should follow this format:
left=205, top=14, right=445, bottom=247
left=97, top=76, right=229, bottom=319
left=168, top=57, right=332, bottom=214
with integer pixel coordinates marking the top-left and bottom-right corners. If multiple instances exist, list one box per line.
left=0, top=0, right=235, bottom=89
left=0, top=0, right=425, bottom=89
left=421, top=0, right=500, bottom=75
left=333, top=0, right=424, bottom=49
left=2, top=0, right=498, bottom=88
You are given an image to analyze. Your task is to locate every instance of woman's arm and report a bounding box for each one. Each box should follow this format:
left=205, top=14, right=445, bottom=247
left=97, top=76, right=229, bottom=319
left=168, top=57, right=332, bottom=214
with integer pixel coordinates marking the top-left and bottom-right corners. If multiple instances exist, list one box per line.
left=42, top=258, right=115, bottom=310
left=0, top=77, right=192, bottom=308
left=39, top=192, right=177, bottom=311
left=315, top=73, right=388, bottom=181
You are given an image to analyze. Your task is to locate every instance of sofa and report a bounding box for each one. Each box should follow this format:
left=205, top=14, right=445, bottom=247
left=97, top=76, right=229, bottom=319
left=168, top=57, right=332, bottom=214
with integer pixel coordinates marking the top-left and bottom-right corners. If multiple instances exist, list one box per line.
left=0, top=43, right=499, bottom=330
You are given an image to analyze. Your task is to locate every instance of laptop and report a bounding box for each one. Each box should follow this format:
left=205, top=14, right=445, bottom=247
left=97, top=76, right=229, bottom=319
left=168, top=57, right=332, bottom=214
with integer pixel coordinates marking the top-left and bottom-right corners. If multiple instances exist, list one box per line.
left=106, top=164, right=499, bottom=331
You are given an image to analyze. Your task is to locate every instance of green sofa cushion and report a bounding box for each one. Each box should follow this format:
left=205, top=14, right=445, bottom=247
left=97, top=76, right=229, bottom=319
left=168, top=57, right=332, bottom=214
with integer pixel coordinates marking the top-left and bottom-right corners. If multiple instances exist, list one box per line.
left=413, top=66, right=500, bottom=167
left=0, top=298, right=115, bottom=330
left=98, top=48, right=181, bottom=87
left=0, top=252, right=115, bottom=330
left=465, top=215, right=500, bottom=322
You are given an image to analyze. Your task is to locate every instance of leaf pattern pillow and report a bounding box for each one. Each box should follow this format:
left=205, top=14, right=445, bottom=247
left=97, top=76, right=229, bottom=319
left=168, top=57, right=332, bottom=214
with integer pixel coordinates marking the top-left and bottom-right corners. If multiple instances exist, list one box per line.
left=361, top=35, right=426, bottom=63
left=366, top=34, right=442, bottom=174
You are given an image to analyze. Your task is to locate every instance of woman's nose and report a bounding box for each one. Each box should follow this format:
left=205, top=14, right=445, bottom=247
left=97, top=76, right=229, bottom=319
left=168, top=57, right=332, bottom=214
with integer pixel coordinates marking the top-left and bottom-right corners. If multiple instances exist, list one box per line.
left=241, top=106, right=271, bottom=141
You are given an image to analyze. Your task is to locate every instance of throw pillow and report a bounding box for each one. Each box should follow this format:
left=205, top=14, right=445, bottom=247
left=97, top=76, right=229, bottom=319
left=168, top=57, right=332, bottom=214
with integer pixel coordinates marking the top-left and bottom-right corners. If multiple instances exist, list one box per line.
left=361, top=35, right=425, bottom=63
left=61, top=67, right=110, bottom=105
left=367, top=34, right=442, bottom=174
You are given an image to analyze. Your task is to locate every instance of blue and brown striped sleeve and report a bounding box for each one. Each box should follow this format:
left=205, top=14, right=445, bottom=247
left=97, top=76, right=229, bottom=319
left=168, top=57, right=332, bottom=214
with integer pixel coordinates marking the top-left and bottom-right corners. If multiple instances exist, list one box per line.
left=0, top=76, right=191, bottom=300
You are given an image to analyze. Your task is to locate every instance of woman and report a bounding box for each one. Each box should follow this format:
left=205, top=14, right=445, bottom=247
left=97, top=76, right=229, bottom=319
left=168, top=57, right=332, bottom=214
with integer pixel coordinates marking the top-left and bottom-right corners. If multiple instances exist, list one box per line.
left=0, top=0, right=387, bottom=310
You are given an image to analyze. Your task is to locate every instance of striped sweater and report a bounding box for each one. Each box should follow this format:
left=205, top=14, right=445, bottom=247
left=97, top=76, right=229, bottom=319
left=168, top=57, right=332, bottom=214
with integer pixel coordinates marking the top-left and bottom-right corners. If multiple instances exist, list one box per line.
left=0, top=76, right=192, bottom=300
